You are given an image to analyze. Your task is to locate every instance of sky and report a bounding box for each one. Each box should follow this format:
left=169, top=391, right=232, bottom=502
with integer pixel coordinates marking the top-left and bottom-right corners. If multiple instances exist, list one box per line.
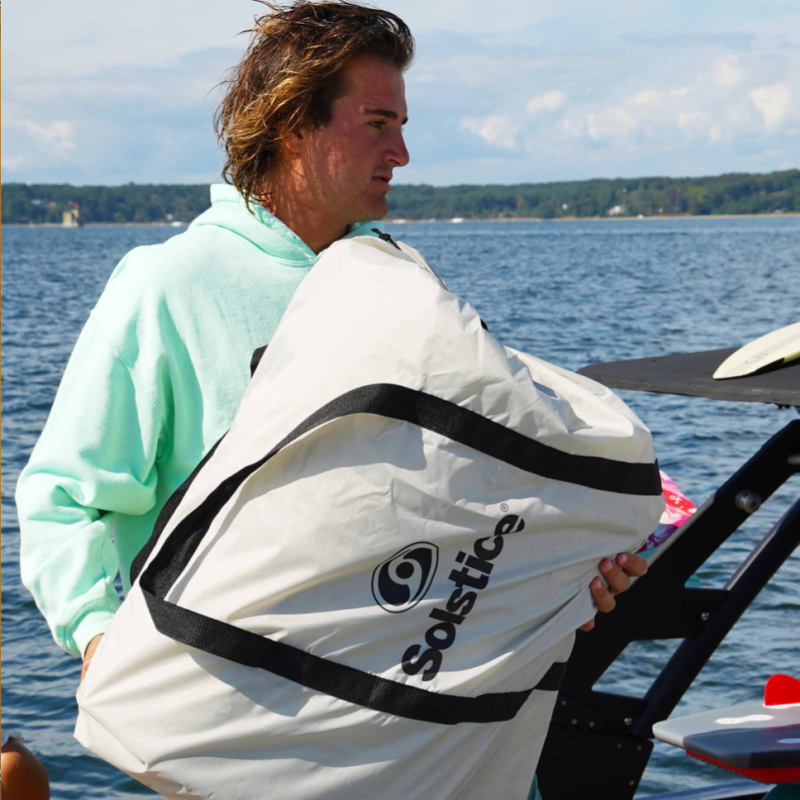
left=2, top=0, right=799, bottom=187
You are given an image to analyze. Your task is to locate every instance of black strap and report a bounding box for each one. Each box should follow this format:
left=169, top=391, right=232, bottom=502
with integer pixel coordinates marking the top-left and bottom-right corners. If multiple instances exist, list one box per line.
left=143, top=589, right=563, bottom=725
left=140, top=383, right=658, bottom=724
left=371, top=228, right=401, bottom=250
left=535, top=660, right=568, bottom=692
left=250, top=345, right=268, bottom=377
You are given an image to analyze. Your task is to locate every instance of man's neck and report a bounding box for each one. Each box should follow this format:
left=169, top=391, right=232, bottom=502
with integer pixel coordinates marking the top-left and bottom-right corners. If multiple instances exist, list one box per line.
left=274, top=205, right=347, bottom=256
left=262, top=172, right=347, bottom=255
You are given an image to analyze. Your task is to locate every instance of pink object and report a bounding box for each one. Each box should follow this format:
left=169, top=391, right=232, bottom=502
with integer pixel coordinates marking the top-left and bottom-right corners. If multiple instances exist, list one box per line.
left=637, top=470, right=696, bottom=554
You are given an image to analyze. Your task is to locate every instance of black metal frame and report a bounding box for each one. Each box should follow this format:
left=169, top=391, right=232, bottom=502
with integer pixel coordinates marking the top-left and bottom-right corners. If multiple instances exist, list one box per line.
left=536, top=418, right=800, bottom=799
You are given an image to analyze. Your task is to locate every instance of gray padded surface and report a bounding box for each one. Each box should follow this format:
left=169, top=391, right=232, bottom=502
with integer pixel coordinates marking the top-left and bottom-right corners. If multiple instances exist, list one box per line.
left=579, top=348, right=800, bottom=406
left=653, top=700, right=800, bottom=769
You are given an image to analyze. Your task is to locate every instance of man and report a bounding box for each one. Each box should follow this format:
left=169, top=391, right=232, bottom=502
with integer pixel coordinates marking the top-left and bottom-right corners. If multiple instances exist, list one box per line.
left=16, top=1, right=645, bottom=795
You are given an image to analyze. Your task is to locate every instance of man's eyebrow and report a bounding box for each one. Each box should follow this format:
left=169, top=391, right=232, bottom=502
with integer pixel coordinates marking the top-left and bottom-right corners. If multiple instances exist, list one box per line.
left=363, top=107, right=409, bottom=125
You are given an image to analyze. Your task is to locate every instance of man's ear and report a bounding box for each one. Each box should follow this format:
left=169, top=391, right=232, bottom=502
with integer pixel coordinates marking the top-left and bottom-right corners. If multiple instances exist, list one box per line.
left=282, top=127, right=305, bottom=156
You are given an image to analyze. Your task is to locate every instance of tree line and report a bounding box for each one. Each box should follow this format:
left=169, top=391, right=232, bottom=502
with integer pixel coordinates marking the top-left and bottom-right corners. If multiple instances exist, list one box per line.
left=3, top=170, right=799, bottom=225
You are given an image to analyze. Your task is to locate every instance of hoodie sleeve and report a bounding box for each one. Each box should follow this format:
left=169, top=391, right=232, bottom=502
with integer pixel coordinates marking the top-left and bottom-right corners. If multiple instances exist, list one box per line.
left=16, top=275, right=170, bottom=658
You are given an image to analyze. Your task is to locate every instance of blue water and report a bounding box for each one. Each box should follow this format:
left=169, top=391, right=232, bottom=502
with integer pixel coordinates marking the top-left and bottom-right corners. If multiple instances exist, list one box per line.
left=2, top=217, right=799, bottom=798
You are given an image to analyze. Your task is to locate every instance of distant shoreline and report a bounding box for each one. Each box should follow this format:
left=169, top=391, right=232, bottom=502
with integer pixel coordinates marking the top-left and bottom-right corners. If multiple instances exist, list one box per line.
left=4, top=211, right=799, bottom=228
left=485, top=211, right=800, bottom=222
left=6, top=170, right=798, bottom=225
left=393, top=211, right=800, bottom=223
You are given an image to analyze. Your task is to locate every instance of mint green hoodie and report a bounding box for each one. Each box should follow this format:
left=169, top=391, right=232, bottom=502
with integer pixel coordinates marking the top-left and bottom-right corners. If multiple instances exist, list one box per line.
left=16, top=185, right=382, bottom=658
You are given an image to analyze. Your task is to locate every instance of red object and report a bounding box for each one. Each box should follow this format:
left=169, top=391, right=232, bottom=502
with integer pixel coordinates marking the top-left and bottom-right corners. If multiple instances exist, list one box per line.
left=663, top=490, right=695, bottom=515
left=687, top=750, right=800, bottom=785
left=765, top=674, right=800, bottom=707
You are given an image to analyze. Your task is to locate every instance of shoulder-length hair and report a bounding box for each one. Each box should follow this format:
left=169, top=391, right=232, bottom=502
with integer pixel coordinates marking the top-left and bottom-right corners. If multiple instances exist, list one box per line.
left=214, top=1, right=414, bottom=210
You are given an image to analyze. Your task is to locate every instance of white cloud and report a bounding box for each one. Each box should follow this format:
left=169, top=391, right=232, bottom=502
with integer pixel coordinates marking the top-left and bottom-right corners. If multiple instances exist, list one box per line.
left=750, top=82, right=791, bottom=131
left=678, top=111, right=710, bottom=129
left=1, top=154, right=28, bottom=170
left=633, top=87, right=691, bottom=106
left=527, top=90, right=566, bottom=115
left=372, top=0, right=679, bottom=37
left=713, top=55, right=745, bottom=89
left=3, top=1, right=251, bottom=85
left=633, top=89, right=662, bottom=106
left=560, top=116, right=587, bottom=140
left=5, top=0, right=800, bottom=185
left=586, top=107, right=636, bottom=140
left=23, top=120, right=77, bottom=155
left=460, top=115, right=519, bottom=148
left=677, top=110, right=728, bottom=142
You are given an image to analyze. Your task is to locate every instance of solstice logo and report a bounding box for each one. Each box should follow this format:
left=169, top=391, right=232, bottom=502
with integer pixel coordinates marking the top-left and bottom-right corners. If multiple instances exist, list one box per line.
left=372, top=543, right=439, bottom=614
left=401, top=514, right=525, bottom=681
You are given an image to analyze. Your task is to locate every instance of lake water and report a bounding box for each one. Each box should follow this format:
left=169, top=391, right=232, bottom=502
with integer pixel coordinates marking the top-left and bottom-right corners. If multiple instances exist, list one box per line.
left=2, top=217, right=799, bottom=798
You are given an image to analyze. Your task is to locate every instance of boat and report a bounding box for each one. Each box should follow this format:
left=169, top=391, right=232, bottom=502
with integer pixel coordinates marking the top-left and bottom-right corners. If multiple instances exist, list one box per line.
left=536, top=342, right=800, bottom=799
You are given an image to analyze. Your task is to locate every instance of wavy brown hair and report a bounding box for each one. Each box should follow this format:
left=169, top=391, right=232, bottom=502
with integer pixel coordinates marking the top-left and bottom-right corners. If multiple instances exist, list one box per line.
left=214, top=1, right=414, bottom=211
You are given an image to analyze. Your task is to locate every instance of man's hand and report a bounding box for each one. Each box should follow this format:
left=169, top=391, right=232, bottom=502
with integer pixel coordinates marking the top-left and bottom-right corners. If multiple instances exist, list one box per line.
left=579, top=552, right=648, bottom=632
left=80, top=634, right=104, bottom=683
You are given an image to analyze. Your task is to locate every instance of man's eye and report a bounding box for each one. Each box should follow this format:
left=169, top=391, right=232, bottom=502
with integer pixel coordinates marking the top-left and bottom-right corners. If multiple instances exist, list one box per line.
left=369, top=120, right=385, bottom=129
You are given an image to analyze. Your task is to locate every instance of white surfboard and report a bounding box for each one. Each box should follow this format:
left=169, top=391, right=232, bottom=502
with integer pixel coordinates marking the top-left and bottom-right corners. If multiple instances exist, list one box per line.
left=713, top=321, right=800, bottom=380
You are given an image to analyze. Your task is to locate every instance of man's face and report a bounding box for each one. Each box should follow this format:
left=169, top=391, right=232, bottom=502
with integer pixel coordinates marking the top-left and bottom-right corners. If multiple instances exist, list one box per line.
left=298, top=56, right=409, bottom=226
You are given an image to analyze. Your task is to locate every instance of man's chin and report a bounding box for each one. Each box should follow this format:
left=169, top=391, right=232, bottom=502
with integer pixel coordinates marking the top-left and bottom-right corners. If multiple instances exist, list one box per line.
left=348, top=198, right=389, bottom=225
left=369, top=195, right=390, bottom=221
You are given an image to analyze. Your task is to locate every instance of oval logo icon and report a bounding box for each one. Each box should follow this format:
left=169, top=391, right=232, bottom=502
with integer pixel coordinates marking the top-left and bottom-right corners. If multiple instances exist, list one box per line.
left=372, top=542, right=439, bottom=613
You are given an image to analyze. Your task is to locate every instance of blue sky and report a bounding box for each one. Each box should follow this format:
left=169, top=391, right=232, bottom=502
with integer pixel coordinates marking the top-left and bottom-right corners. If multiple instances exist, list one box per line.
left=2, top=0, right=799, bottom=186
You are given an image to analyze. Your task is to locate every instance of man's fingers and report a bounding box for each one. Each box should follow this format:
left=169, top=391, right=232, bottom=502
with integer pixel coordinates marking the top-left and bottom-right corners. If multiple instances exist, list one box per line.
left=578, top=617, right=596, bottom=632
left=80, top=633, right=104, bottom=685
left=616, top=552, right=648, bottom=578
left=84, top=633, right=104, bottom=661
left=599, top=558, right=630, bottom=596
left=590, top=576, right=616, bottom=614
left=589, top=553, right=648, bottom=625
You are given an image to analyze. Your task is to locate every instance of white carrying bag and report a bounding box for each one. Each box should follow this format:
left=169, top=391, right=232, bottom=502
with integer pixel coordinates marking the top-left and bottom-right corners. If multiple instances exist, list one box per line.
left=75, top=235, right=664, bottom=800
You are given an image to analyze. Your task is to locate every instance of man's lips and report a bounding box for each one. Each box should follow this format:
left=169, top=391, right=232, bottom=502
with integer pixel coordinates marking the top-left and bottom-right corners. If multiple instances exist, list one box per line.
left=372, top=175, right=392, bottom=188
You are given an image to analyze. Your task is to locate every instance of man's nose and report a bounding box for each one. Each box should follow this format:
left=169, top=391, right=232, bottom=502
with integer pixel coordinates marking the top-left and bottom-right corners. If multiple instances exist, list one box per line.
left=385, top=130, right=410, bottom=168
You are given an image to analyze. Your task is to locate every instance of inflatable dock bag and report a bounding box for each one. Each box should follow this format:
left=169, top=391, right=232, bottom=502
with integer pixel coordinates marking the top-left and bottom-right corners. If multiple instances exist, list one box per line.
left=75, top=236, right=664, bottom=800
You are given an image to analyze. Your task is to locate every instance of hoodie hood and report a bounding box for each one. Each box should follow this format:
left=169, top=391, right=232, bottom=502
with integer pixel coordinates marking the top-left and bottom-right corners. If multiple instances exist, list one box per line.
left=190, top=184, right=383, bottom=267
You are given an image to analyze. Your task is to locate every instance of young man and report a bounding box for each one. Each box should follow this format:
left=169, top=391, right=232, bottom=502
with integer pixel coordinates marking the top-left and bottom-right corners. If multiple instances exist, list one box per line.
left=16, top=1, right=645, bottom=793
left=17, top=0, right=417, bottom=675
